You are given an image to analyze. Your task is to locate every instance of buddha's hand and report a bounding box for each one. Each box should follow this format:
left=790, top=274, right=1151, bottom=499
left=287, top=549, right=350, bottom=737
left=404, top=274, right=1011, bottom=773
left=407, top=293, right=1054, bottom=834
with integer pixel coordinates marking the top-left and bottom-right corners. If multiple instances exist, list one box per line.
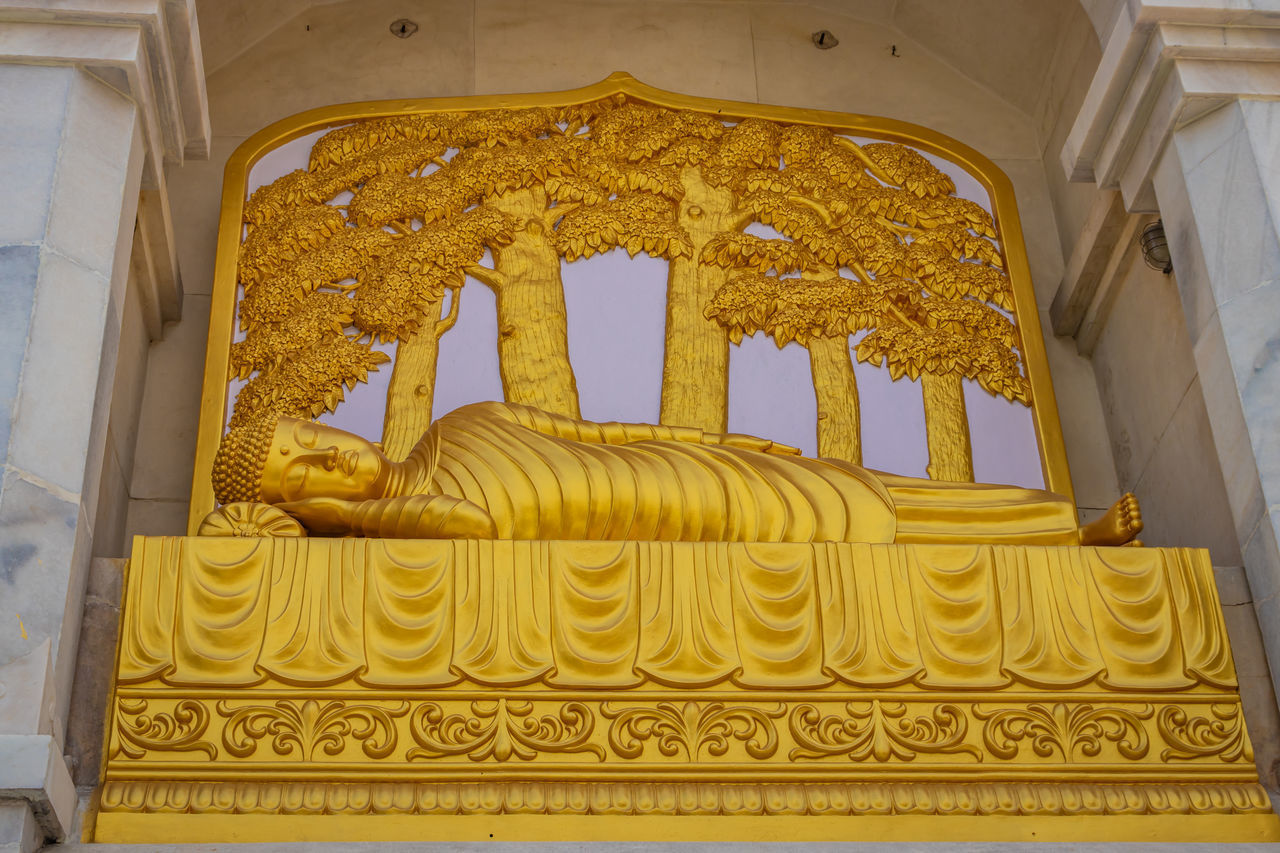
left=712, top=433, right=803, bottom=456
left=281, top=495, right=497, bottom=539
left=275, top=497, right=358, bottom=536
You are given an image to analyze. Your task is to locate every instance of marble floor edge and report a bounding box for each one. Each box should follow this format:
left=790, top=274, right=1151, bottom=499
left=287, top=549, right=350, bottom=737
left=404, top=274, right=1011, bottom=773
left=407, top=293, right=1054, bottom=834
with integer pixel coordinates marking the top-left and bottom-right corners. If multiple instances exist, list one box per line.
left=41, top=844, right=1280, bottom=852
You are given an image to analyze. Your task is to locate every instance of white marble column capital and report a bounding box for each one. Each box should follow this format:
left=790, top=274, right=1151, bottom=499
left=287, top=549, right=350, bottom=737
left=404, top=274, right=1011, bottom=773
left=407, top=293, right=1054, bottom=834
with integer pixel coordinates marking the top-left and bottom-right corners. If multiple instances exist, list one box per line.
left=0, top=0, right=210, bottom=180
left=1064, top=1, right=1280, bottom=211
left=0, top=1, right=211, bottom=332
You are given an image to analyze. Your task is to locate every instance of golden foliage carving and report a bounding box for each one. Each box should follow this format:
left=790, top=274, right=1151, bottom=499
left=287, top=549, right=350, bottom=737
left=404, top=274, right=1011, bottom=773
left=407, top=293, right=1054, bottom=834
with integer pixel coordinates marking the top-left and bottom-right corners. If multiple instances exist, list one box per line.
left=229, top=95, right=1025, bottom=472
left=115, top=698, right=216, bottom=760
left=788, top=701, right=980, bottom=762
left=602, top=701, right=785, bottom=761
left=407, top=700, right=605, bottom=762
left=976, top=703, right=1152, bottom=761
left=1158, top=704, right=1252, bottom=762
left=218, top=699, right=409, bottom=761
left=229, top=292, right=354, bottom=378
left=860, top=143, right=956, bottom=198
left=229, top=338, right=390, bottom=428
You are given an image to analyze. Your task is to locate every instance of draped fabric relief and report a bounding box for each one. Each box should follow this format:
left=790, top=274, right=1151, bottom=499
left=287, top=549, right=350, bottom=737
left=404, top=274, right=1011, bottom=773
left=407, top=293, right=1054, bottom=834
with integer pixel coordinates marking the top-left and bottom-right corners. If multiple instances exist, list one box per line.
left=120, top=538, right=1236, bottom=692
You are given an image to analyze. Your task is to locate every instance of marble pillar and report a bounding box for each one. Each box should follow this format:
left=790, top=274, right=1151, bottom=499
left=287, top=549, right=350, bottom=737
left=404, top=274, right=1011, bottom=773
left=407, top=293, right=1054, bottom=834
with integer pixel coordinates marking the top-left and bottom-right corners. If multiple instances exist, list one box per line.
left=1062, top=2, right=1280, bottom=700
left=0, top=4, right=208, bottom=849
left=0, top=63, right=140, bottom=848
left=1154, top=97, right=1280, bottom=690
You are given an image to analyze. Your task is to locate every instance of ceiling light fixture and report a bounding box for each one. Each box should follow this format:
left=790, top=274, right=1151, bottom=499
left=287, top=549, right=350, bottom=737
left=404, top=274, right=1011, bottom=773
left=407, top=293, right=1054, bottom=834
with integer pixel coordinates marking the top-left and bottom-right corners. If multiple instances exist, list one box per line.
left=391, top=19, right=418, bottom=38
left=1140, top=219, right=1172, bottom=274
left=812, top=30, right=838, bottom=49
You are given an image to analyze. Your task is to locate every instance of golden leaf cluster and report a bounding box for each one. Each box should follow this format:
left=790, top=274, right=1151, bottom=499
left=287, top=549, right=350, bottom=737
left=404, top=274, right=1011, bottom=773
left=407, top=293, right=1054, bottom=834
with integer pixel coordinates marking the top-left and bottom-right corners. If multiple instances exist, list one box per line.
left=238, top=205, right=346, bottom=288
left=306, top=108, right=559, bottom=171
left=556, top=194, right=690, bottom=261
left=700, top=233, right=814, bottom=275
left=229, top=292, right=354, bottom=379
left=705, top=273, right=916, bottom=348
left=906, top=244, right=1013, bottom=311
left=856, top=322, right=1028, bottom=402
left=229, top=337, right=391, bottom=428
left=717, top=119, right=784, bottom=171
left=239, top=227, right=398, bottom=330
left=242, top=170, right=325, bottom=228
left=544, top=175, right=610, bottom=206
left=308, top=114, right=455, bottom=170
left=656, top=137, right=719, bottom=169
left=246, top=140, right=446, bottom=229
left=912, top=297, right=1017, bottom=348
left=622, top=110, right=725, bottom=161
left=860, top=143, right=956, bottom=197
left=912, top=224, right=1003, bottom=267
left=577, top=156, right=685, bottom=202
left=347, top=135, right=588, bottom=228
left=355, top=206, right=513, bottom=339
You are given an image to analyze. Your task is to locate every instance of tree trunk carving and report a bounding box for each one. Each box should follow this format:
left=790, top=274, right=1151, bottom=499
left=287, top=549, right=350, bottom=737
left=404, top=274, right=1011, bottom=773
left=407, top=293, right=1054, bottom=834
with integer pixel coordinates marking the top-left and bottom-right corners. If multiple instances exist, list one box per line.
left=660, top=168, right=738, bottom=432
left=808, top=335, right=862, bottom=465
left=487, top=187, right=580, bottom=418
left=922, top=372, right=973, bottom=482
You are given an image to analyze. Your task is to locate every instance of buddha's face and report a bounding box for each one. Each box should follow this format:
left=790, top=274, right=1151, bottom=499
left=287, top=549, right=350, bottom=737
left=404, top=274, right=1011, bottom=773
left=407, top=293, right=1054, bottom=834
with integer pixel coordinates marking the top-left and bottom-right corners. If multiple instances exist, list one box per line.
left=260, top=418, right=388, bottom=503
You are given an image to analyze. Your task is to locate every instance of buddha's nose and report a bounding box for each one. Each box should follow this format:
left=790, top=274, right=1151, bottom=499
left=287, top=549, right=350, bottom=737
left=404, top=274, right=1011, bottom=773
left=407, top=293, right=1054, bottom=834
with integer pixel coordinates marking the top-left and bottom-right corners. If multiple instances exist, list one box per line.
left=324, top=447, right=340, bottom=470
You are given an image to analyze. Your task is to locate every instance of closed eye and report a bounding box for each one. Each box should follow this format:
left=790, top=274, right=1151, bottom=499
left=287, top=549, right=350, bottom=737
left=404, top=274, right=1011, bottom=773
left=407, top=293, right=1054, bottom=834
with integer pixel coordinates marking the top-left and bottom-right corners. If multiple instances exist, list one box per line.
left=297, top=423, right=320, bottom=448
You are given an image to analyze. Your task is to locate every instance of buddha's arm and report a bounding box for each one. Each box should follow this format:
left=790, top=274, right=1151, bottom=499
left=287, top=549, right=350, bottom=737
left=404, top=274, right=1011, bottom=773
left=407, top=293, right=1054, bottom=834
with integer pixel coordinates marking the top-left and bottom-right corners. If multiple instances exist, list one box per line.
left=879, top=474, right=1082, bottom=546
left=490, top=401, right=801, bottom=455
left=276, top=495, right=497, bottom=539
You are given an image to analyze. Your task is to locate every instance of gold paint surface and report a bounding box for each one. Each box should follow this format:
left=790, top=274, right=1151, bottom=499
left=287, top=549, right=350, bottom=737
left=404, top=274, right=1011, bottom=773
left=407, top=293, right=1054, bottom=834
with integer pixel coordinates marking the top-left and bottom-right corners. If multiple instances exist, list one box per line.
left=117, top=537, right=1233, bottom=691
left=97, top=536, right=1271, bottom=840
left=93, top=814, right=1280, bottom=845
left=140, top=75, right=1260, bottom=843
left=191, top=73, right=1073, bottom=532
left=217, top=402, right=1087, bottom=544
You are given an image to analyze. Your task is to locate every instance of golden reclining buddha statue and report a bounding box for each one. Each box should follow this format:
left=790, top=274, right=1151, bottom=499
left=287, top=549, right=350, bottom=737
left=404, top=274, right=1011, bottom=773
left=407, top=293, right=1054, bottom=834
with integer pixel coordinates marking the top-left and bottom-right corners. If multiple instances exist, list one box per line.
left=102, top=78, right=1279, bottom=842
left=212, top=399, right=1141, bottom=547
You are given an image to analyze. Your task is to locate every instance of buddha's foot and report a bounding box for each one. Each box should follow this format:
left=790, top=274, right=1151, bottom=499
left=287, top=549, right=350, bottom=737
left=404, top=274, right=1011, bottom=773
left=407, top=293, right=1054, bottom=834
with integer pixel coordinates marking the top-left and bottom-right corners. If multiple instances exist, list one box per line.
left=1080, top=492, right=1143, bottom=546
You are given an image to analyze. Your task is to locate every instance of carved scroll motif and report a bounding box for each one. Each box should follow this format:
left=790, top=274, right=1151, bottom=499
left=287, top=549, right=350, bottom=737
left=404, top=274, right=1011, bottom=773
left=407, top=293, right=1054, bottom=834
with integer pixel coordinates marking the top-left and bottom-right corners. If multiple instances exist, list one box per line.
left=1158, top=704, right=1252, bottom=762
left=602, top=701, right=785, bottom=760
left=787, top=701, right=980, bottom=762
left=115, top=698, right=217, bottom=760
left=218, top=699, right=410, bottom=760
left=975, top=703, right=1152, bottom=761
left=406, top=700, right=605, bottom=762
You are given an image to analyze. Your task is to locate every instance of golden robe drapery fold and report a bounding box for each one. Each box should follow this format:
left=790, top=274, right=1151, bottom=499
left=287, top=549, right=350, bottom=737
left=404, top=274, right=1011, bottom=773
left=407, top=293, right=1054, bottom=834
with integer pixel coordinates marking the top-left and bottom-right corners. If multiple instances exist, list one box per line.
left=119, top=537, right=1235, bottom=691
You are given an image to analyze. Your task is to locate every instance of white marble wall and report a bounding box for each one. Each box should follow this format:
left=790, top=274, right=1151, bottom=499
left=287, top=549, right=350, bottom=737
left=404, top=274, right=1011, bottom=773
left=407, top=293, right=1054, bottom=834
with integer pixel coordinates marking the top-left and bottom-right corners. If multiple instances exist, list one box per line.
left=1090, top=255, right=1243, bottom=562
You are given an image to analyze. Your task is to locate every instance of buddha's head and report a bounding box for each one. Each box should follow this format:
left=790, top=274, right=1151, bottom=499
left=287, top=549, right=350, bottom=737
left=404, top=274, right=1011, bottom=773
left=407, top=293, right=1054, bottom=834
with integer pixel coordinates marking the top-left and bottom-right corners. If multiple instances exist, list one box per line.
left=213, top=414, right=388, bottom=505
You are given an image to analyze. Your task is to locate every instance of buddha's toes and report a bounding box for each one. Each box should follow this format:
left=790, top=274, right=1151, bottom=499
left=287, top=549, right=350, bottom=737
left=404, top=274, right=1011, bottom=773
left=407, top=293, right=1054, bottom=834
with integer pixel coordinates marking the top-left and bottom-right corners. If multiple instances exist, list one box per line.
left=1081, top=492, right=1144, bottom=546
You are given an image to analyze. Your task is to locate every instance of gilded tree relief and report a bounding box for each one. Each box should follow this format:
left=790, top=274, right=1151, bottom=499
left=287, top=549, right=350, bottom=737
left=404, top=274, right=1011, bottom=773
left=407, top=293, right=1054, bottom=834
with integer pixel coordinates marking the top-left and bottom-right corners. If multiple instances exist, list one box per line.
left=222, top=83, right=1044, bottom=488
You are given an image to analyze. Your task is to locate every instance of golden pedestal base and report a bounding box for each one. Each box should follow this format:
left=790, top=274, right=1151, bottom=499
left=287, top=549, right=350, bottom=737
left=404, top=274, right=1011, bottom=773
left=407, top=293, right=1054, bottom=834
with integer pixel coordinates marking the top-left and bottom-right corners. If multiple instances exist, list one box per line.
left=94, top=536, right=1279, bottom=842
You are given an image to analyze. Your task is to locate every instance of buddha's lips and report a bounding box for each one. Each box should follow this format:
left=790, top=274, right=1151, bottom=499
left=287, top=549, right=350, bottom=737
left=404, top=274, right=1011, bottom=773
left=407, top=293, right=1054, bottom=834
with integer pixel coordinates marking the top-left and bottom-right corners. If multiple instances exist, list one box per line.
left=341, top=450, right=359, bottom=476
